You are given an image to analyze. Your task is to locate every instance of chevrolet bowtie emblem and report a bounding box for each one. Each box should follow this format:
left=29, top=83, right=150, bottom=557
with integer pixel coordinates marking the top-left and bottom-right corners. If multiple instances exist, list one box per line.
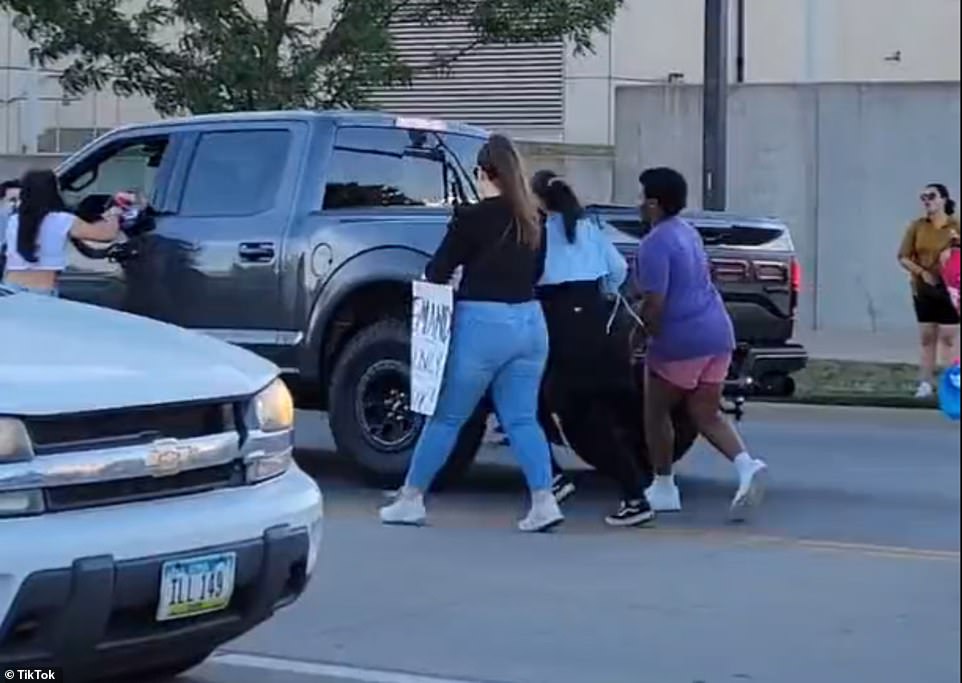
left=146, top=438, right=197, bottom=478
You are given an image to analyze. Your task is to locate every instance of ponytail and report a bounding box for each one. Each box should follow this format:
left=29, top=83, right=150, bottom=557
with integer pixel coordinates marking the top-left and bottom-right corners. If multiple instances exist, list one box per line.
left=477, top=135, right=541, bottom=249
left=531, top=170, right=585, bottom=243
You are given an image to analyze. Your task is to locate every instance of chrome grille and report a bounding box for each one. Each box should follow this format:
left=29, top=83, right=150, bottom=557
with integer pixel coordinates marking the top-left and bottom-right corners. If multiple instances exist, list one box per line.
left=43, top=462, right=244, bottom=512
left=25, top=402, right=235, bottom=455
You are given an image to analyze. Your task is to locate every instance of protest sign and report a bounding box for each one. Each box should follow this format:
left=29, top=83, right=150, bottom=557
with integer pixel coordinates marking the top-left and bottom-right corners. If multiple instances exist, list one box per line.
left=410, top=280, right=454, bottom=416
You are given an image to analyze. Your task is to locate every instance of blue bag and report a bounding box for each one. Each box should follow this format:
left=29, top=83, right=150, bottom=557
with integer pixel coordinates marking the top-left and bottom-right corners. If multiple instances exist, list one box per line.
left=939, top=363, right=961, bottom=421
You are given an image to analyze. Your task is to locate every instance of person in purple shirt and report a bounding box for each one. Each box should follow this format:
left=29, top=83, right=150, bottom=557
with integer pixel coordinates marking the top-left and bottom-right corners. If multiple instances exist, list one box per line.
left=634, top=167, right=768, bottom=519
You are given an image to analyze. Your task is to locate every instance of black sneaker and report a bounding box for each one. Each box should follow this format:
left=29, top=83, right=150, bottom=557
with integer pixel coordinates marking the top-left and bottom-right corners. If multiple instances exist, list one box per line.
left=552, top=474, right=576, bottom=503
left=605, top=500, right=655, bottom=528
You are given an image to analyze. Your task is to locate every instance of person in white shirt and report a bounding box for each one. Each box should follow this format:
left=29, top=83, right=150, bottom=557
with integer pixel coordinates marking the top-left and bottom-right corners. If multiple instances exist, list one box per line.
left=1, top=179, right=21, bottom=266
left=1, top=179, right=20, bottom=223
left=3, top=169, right=120, bottom=296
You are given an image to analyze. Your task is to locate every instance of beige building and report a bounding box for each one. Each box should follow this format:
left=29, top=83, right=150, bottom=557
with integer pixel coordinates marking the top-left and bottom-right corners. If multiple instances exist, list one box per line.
left=1, top=0, right=960, bottom=155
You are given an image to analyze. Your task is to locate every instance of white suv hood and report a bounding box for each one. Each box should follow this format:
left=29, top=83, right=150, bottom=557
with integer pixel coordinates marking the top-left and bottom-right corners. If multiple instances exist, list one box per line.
left=0, top=291, right=278, bottom=416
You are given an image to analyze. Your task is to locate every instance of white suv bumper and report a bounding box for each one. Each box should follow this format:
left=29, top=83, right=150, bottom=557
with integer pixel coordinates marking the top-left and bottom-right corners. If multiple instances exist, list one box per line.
left=0, top=465, right=322, bottom=675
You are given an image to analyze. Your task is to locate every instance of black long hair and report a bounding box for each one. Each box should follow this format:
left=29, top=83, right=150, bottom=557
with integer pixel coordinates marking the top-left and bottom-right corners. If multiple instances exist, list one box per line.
left=531, top=170, right=584, bottom=243
left=16, top=169, right=66, bottom=263
left=927, top=183, right=957, bottom=216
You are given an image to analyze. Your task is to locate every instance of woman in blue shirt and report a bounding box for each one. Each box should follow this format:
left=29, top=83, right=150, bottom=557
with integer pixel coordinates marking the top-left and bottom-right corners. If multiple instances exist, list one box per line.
left=533, top=170, right=654, bottom=527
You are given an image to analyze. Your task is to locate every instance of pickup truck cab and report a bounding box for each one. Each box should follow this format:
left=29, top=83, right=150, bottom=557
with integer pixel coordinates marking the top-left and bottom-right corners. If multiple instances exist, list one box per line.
left=47, top=109, right=806, bottom=486
left=0, top=287, right=323, bottom=681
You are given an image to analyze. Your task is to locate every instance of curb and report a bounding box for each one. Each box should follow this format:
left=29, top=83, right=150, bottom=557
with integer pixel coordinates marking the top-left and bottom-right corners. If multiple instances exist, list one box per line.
left=759, top=395, right=939, bottom=411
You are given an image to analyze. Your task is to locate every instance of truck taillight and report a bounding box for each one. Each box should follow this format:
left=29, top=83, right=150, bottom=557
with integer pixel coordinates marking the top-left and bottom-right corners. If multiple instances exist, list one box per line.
left=789, top=257, right=802, bottom=317
left=790, top=258, right=802, bottom=292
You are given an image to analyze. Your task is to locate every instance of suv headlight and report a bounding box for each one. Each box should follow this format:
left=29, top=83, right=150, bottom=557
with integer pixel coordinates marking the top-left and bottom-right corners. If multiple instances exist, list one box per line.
left=253, top=378, right=295, bottom=433
left=0, top=418, right=33, bottom=463
left=0, top=418, right=43, bottom=517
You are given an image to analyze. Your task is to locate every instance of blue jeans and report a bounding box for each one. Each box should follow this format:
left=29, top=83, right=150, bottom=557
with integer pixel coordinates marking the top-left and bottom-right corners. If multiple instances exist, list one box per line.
left=406, top=300, right=553, bottom=492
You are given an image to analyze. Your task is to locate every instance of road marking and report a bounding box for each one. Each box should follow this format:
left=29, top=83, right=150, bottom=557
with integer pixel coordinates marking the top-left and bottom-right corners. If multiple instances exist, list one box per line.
left=643, top=528, right=960, bottom=562
left=210, top=652, right=500, bottom=683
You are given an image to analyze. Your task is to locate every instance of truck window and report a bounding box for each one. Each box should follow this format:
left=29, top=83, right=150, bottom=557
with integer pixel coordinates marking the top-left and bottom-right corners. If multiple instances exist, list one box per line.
left=61, top=137, right=170, bottom=210
left=179, top=129, right=291, bottom=217
left=323, top=127, right=449, bottom=209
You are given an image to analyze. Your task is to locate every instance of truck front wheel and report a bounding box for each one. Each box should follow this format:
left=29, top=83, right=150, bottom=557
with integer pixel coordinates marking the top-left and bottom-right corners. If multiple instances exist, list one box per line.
left=328, top=319, right=486, bottom=489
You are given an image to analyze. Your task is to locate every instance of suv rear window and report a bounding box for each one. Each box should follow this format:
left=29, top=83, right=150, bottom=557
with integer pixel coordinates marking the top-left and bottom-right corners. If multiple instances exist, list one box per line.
left=324, top=127, right=479, bottom=209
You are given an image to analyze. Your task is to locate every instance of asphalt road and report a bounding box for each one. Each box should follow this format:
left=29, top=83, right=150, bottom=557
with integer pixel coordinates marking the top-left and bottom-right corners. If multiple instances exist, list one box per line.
left=177, top=404, right=959, bottom=683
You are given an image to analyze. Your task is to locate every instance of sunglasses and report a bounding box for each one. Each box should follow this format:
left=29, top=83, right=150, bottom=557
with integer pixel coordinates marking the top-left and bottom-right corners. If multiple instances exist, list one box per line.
left=921, top=192, right=940, bottom=202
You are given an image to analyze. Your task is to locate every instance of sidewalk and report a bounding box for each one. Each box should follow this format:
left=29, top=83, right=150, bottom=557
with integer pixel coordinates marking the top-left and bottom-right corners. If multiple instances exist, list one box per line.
left=792, top=328, right=919, bottom=365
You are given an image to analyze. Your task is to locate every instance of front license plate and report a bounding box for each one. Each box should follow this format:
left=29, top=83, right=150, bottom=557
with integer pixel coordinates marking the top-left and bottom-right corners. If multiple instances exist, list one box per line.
left=156, top=552, right=237, bottom=622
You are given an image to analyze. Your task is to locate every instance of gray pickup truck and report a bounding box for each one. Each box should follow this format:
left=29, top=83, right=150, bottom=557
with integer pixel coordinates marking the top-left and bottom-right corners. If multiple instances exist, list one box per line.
left=47, top=110, right=806, bottom=485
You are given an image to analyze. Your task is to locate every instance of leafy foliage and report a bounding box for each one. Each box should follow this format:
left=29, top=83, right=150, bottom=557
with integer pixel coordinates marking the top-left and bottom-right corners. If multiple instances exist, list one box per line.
left=1, top=0, right=623, bottom=115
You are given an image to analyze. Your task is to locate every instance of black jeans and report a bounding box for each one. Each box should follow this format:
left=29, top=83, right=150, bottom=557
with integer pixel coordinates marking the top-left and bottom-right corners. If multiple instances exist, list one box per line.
left=538, top=281, right=645, bottom=501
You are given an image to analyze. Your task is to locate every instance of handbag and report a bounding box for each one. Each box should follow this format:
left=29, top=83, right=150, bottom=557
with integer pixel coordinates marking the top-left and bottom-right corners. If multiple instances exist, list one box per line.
left=938, top=362, right=960, bottom=422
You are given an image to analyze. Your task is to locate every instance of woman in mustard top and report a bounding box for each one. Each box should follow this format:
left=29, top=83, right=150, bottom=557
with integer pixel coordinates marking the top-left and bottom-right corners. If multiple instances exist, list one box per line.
left=898, top=183, right=960, bottom=398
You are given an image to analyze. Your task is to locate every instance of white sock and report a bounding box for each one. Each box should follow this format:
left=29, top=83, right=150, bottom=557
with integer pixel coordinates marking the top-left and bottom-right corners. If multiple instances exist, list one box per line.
left=400, top=486, right=424, bottom=500
left=532, top=489, right=554, bottom=504
left=653, top=474, right=675, bottom=488
left=733, top=452, right=755, bottom=477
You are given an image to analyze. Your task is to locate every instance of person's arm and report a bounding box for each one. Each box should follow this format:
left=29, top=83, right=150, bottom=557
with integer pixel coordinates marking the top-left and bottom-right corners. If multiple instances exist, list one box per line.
left=598, top=227, right=628, bottom=295
left=69, top=211, right=121, bottom=243
left=898, top=222, right=937, bottom=285
left=534, top=225, right=547, bottom=285
left=634, top=240, right=670, bottom=336
left=425, top=207, right=474, bottom=284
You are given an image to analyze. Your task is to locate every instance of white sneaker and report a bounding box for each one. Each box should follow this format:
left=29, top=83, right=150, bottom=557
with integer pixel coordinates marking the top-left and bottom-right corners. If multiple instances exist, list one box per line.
left=379, top=489, right=426, bottom=526
left=915, top=381, right=935, bottom=399
left=730, top=459, right=768, bottom=522
left=518, top=492, right=564, bottom=533
left=645, top=477, right=682, bottom=512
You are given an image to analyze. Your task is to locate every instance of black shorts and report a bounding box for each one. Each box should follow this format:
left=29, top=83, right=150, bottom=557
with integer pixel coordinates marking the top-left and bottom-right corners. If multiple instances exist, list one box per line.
left=914, top=283, right=960, bottom=325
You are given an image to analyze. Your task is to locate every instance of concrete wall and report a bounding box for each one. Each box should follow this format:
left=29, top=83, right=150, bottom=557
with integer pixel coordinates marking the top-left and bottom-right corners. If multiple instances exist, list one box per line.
left=517, top=141, right=614, bottom=205
left=563, top=0, right=962, bottom=145
left=614, top=81, right=962, bottom=333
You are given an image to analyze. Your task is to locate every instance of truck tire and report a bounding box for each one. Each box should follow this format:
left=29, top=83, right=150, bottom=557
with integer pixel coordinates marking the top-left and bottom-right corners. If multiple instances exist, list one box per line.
left=329, top=319, right=486, bottom=489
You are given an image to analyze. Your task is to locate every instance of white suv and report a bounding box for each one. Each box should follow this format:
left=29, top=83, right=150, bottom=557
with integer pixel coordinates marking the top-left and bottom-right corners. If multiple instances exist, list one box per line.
left=0, top=287, right=323, bottom=681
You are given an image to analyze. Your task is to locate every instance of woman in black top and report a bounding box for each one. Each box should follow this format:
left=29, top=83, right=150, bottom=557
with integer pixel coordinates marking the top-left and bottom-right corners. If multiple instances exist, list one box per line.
left=380, top=134, right=563, bottom=533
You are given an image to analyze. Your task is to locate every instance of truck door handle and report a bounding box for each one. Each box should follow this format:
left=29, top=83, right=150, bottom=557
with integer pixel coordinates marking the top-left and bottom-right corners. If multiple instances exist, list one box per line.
left=238, top=242, right=275, bottom=263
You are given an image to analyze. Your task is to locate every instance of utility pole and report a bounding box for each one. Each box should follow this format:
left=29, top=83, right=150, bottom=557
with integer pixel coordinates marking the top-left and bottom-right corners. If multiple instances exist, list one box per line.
left=702, top=0, right=729, bottom=210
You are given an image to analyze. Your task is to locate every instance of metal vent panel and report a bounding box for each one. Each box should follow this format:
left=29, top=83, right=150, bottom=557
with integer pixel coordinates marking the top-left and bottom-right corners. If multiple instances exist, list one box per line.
left=370, top=18, right=564, bottom=128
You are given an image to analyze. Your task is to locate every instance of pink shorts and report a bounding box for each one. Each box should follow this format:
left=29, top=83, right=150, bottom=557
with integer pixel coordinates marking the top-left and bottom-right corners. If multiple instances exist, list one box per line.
left=647, top=353, right=733, bottom=391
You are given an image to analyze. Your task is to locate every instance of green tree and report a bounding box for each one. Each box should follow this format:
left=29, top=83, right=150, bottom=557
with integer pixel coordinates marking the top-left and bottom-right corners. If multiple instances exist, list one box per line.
left=1, top=0, right=622, bottom=116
